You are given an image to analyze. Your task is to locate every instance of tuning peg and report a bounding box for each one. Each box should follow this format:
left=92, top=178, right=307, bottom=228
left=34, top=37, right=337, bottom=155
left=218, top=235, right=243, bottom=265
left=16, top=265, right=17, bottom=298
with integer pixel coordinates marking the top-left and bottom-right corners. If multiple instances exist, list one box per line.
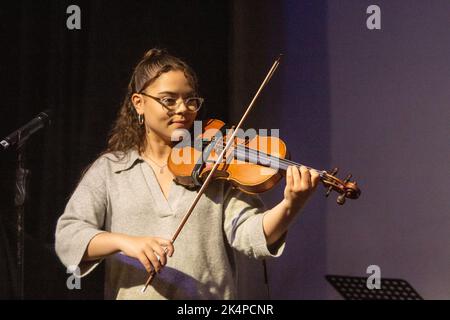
left=343, top=174, right=352, bottom=184
left=337, top=193, right=346, bottom=205
left=330, top=167, right=339, bottom=176
left=325, top=168, right=338, bottom=198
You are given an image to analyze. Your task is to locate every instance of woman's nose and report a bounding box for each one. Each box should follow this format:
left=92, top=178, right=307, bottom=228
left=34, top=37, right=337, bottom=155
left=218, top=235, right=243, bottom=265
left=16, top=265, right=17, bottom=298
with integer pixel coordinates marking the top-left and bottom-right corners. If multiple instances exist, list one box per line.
left=174, top=99, right=188, bottom=113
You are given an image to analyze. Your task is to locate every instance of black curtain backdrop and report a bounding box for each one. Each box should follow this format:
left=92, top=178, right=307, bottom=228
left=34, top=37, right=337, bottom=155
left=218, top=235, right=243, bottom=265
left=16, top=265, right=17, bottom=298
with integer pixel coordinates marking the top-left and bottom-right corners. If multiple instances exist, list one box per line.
left=0, top=0, right=230, bottom=299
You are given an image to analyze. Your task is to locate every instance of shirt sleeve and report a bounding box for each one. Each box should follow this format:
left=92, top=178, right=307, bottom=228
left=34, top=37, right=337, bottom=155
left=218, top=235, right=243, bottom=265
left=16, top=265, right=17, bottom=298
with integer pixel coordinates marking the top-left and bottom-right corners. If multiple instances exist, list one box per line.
left=223, top=185, right=286, bottom=259
left=54, top=157, right=109, bottom=277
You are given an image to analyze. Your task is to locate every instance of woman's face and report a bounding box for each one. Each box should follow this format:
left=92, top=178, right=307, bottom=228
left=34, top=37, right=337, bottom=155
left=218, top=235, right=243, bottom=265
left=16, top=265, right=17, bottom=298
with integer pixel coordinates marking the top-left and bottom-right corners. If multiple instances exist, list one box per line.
left=132, top=70, right=198, bottom=144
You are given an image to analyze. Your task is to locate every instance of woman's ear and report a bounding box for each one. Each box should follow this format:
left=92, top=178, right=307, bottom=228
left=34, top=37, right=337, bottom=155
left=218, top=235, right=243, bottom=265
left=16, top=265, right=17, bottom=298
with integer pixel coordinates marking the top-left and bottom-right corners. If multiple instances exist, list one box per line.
left=131, top=93, right=144, bottom=115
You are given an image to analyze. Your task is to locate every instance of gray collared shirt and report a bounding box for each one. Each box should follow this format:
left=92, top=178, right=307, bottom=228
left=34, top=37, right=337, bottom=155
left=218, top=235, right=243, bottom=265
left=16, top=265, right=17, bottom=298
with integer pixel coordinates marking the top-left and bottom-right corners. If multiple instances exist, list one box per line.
left=55, top=149, right=285, bottom=299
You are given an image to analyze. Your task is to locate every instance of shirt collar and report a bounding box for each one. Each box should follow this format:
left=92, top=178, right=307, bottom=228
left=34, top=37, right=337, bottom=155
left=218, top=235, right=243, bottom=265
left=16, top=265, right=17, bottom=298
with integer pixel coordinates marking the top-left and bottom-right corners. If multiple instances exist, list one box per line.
left=107, top=149, right=143, bottom=173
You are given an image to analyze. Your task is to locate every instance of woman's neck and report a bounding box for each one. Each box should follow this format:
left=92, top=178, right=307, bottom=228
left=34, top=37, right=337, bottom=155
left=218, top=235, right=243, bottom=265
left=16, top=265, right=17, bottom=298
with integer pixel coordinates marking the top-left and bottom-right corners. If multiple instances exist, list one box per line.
left=143, top=130, right=173, bottom=161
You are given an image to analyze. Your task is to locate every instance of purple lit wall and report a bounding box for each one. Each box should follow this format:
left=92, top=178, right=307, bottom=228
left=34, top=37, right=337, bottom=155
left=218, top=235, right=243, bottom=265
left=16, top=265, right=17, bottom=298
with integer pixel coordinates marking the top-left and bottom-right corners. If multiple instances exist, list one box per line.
left=325, top=0, right=450, bottom=299
left=231, top=0, right=450, bottom=299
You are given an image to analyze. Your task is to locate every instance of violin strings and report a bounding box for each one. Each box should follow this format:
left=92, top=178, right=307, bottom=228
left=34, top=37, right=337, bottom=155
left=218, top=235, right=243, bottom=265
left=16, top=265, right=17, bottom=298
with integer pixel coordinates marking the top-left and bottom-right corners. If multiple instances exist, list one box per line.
left=234, top=147, right=316, bottom=172
left=214, top=141, right=326, bottom=176
left=217, top=142, right=305, bottom=169
left=233, top=148, right=327, bottom=178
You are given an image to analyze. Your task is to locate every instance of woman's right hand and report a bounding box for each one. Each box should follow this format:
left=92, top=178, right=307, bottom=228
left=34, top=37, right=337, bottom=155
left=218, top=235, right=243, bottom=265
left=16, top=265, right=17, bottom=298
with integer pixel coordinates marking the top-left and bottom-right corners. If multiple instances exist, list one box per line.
left=117, top=235, right=174, bottom=273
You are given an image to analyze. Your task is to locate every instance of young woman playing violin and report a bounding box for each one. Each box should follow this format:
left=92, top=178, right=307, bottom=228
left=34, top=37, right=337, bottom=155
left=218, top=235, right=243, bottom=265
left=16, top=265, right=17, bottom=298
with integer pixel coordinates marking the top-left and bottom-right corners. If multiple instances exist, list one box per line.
left=55, top=49, right=320, bottom=299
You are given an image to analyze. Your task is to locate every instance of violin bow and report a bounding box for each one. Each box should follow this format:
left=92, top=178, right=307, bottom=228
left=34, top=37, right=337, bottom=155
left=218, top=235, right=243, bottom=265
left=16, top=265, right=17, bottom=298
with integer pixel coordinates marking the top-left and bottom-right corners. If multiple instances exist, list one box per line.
left=141, top=54, right=283, bottom=292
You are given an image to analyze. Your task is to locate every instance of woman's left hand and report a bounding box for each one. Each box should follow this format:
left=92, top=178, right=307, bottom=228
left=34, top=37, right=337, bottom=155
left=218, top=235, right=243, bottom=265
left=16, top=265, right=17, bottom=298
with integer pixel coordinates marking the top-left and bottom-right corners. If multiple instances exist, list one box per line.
left=283, top=165, right=320, bottom=213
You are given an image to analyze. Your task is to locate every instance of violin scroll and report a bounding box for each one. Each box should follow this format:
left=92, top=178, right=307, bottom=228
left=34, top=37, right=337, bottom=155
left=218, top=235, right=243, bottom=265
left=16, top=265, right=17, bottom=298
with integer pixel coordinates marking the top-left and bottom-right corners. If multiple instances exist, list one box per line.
left=322, top=168, right=361, bottom=205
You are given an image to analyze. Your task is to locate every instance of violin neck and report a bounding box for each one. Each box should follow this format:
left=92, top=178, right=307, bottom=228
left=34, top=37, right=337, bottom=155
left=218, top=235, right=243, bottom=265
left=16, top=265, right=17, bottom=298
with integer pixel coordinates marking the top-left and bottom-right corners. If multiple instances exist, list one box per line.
left=232, top=146, right=326, bottom=178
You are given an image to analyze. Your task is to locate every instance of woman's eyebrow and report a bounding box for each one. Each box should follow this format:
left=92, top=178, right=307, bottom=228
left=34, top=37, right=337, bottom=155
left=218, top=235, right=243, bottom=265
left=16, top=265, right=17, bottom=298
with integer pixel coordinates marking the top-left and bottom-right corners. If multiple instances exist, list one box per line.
left=157, top=91, right=178, bottom=96
left=157, top=91, right=196, bottom=96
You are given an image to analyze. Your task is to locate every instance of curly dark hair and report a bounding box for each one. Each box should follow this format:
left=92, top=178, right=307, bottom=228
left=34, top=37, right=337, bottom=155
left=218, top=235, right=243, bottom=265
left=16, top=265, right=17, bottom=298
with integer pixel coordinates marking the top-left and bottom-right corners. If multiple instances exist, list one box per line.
left=105, top=48, right=198, bottom=156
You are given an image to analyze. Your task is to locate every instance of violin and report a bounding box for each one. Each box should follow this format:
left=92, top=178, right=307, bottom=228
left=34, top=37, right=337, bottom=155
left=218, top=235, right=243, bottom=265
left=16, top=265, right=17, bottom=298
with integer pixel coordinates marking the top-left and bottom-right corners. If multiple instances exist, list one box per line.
left=142, top=54, right=361, bottom=292
left=168, top=118, right=361, bottom=205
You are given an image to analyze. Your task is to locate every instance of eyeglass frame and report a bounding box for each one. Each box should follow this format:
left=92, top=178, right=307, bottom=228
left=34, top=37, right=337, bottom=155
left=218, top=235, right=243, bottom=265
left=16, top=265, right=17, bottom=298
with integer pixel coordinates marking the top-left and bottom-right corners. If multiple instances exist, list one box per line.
left=138, top=91, right=204, bottom=113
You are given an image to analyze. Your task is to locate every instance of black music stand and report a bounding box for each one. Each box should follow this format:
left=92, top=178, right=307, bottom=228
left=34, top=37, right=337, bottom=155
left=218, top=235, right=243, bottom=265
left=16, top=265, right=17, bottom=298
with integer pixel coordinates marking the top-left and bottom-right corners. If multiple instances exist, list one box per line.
left=326, top=275, right=423, bottom=300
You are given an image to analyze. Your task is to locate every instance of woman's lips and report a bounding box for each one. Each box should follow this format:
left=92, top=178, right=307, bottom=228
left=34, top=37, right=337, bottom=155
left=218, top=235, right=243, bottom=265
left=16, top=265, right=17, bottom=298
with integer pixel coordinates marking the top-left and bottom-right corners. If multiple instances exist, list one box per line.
left=170, top=120, right=188, bottom=127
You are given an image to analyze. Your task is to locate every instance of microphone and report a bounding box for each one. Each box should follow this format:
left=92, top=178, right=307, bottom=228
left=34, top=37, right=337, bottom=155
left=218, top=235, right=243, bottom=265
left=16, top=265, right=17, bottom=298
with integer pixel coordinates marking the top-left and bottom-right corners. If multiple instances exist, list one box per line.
left=1, top=110, right=52, bottom=150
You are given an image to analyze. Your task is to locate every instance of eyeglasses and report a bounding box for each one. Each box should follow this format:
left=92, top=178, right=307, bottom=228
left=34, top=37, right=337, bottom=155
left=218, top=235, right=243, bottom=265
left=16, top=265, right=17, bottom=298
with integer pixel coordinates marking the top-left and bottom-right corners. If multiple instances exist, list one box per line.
left=139, top=92, right=204, bottom=113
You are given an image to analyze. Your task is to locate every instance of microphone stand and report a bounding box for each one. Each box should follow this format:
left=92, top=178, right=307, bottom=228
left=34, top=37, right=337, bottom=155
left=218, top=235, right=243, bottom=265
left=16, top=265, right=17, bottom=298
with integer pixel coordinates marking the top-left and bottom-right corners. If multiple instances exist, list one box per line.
left=1, top=110, right=51, bottom=299
left=14, top=141, right=29, bottom=300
